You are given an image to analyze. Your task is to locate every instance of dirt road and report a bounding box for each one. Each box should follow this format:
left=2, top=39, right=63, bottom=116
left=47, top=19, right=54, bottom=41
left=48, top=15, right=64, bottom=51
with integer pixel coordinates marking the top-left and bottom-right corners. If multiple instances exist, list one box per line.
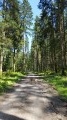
left=0, top=74, right=67, bottom=120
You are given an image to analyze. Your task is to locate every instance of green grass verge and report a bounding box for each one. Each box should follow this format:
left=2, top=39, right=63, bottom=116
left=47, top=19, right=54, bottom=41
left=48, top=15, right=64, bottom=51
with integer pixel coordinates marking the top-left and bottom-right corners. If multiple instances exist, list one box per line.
left=39, top=72, right=67, bottom=101
left=0, top=72, right=25, bottom=93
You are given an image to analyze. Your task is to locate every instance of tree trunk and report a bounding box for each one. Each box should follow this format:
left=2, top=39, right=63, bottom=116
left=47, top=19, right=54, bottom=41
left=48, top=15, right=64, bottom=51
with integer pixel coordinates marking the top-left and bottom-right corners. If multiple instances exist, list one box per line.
left=13, top=48, right=16, bottom=72
left=0, top=49, right=3, bottom=75
left=60, top=0, right=66, bottom=75
left=54, top=50, right=57, bottom=73
left=36, top=44, right=39, bottom=72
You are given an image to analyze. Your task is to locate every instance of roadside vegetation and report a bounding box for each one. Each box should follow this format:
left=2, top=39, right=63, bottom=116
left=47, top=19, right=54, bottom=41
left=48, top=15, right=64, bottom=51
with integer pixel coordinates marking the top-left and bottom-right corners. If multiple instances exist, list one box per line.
left=30, top=0, right=67, bottom=102
left=39, top=71, right=67, bottom=101
left=0, top=72, right=25, bottom=93
left=0, top=0, right=32, bottom=94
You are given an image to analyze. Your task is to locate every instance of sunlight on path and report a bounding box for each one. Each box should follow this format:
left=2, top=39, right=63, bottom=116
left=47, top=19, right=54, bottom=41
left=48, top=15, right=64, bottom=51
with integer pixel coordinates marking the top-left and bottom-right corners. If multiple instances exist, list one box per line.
left=0, top=74, right=67, bottom=120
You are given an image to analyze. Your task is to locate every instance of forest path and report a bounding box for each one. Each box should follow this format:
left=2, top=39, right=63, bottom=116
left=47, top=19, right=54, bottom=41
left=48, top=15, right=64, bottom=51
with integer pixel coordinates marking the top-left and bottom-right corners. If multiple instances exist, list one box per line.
left=0, top=74, right=67, bottom=120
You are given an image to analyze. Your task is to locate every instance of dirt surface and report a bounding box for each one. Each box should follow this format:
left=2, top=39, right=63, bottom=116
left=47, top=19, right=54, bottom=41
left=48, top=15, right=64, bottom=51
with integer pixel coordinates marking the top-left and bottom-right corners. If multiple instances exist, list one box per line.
left=0, top=74, right=67, bottom=120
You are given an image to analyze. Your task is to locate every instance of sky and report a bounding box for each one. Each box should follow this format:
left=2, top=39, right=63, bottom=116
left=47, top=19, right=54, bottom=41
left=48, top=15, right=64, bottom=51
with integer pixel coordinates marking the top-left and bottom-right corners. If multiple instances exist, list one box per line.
left=28, top=0, right=41, bottom=19
left=19, top=0, right=41, bottom=19
left=28, top=0, right=41, bottom=50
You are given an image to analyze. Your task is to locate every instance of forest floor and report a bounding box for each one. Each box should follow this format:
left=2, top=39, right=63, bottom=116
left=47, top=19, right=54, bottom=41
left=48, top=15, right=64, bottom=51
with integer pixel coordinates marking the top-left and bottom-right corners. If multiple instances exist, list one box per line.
left=0, top=74, right=67, bottom=120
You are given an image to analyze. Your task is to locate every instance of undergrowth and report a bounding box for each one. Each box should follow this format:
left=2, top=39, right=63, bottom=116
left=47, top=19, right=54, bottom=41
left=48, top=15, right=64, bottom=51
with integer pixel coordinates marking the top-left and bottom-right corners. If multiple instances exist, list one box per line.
left=0, top=72, right=25, bottom=93
left=39, top=71, right=67, bottom=101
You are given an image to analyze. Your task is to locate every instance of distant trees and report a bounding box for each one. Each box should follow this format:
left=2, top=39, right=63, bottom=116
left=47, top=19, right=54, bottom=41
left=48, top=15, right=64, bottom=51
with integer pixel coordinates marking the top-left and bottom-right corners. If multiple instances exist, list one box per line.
left=30, top=0, right=67, bottom=75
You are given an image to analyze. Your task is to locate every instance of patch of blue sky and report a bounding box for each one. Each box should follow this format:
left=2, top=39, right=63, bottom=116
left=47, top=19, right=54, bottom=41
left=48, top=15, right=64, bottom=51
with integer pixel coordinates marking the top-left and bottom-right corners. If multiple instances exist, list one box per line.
left=27, top=0, right=41, bottom=50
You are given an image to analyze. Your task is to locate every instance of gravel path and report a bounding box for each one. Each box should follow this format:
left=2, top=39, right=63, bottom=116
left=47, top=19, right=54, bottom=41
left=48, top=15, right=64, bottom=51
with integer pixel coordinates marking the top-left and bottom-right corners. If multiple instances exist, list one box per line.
left=0, top=74, right=67, bottom=120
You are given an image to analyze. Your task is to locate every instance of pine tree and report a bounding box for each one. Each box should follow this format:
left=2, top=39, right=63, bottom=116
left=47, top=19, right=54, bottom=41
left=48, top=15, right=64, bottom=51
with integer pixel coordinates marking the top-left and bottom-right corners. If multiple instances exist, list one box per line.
left=19, top=0, right=33, bottom=71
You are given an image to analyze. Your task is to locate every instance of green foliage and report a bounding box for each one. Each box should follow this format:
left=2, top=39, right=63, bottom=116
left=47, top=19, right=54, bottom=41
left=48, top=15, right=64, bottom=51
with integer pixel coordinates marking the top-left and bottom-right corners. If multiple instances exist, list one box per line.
left=0, top=0, right=33, bottom=73
left=42, top=72, right=67, bottom=101
left=5, top=71, right=24, bottom=78
left=20, top=0, right=33, bottom=33
left=0, top=72, right=25, bottom=93
left=31, top=0, right=67, bottom=74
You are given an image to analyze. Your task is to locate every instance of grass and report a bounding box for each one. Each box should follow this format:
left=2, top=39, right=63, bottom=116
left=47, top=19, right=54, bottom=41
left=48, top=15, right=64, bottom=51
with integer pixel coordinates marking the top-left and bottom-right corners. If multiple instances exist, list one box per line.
left=39, top=71, right=67, bottom=101
left=0, top=72, right=25, bottom=93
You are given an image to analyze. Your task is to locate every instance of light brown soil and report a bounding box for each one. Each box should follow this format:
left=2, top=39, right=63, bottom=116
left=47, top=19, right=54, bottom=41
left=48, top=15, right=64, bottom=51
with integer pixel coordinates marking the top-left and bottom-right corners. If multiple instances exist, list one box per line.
left=0, top=75, right=67, bottom=120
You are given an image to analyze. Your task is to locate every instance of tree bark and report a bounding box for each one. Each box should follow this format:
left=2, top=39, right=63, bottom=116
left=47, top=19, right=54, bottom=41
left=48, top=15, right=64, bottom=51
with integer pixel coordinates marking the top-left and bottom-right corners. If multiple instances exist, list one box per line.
left=60, top=0, right=66, bottom=75
left=13, top=48, right=16, bottom=72
left=0, top=49, right=3, bottom=75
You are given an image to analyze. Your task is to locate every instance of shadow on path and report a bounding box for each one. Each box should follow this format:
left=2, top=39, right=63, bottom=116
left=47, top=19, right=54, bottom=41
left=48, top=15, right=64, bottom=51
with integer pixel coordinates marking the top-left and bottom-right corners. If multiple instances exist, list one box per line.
left=0, top=111, right=26, bottom=120
left=0, top=75, right=67, bottom=120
